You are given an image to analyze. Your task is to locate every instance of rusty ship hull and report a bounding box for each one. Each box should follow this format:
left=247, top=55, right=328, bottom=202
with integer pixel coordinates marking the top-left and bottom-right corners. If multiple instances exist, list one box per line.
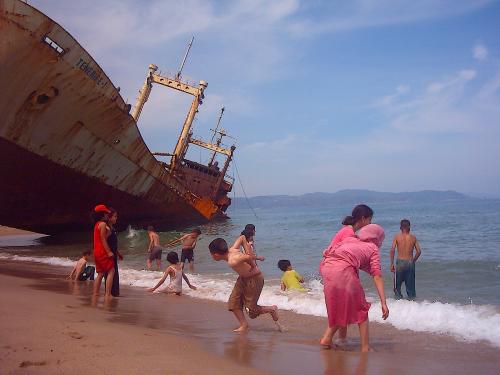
left=0, top=0, right=232, bottom=233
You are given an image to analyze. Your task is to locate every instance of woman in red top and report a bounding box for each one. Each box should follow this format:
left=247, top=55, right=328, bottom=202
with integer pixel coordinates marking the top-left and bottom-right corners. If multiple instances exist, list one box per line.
left=92, top=204, right=115, bottom=297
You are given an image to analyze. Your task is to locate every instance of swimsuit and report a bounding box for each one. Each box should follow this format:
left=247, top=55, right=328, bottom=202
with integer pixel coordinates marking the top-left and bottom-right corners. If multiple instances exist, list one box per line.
left=181, top=246, right=194, bottom=263
left=165, top=266, right=183, bottom=294
left=148, top=245, right=163, bottom=261
left=78, top=266, right=95, bottom=281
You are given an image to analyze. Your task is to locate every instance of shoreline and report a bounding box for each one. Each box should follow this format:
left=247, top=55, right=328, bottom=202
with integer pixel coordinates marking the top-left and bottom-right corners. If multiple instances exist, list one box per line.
left=1, top=258, right=499, bottom=375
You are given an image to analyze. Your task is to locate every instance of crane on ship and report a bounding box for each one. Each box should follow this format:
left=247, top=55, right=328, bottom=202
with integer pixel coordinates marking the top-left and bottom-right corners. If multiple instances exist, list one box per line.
left=131, top=36, right=236, bottom=207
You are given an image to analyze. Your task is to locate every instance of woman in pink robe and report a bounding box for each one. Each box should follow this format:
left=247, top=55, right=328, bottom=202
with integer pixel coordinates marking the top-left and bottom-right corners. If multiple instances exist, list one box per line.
left=323, top=204, right=374, bottom=343
left=319, top=224, right=389, bottom=352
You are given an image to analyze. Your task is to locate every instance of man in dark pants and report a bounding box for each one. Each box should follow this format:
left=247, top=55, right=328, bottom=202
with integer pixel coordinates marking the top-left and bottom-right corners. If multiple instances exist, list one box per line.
left=390, top=219, right=422, bottom=300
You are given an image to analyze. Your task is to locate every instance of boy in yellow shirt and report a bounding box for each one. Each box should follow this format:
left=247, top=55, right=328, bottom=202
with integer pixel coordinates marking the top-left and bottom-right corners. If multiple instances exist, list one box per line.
left=278, top=260, right=307, bottom=292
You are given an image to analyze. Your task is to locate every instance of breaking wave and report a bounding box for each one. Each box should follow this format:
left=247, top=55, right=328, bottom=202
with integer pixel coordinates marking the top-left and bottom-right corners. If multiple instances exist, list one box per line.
left=2, top=252, right=500, bottom=348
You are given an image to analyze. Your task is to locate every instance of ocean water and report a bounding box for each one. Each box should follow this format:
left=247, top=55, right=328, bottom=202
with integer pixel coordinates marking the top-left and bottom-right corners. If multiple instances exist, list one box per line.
left=1, top=199, right=500, bottom=347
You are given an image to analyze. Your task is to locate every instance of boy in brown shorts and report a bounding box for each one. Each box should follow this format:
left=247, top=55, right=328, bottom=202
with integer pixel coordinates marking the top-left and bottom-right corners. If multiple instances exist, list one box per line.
left=209, top=238, right=279, bottom=332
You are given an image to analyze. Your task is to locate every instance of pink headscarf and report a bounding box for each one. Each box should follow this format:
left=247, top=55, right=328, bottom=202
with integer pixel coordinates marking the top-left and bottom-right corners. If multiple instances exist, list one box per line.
left=357, top=224, right=385, bottom=248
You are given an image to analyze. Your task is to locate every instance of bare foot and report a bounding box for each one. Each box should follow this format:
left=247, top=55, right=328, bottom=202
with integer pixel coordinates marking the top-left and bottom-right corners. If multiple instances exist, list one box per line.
left=361, top=347, right=374, bottom=352
left=320, top=338, right=332, bottom=350
left=270, top=305, right=279, bottom=321
left=233, top=324, right=249, bottom=333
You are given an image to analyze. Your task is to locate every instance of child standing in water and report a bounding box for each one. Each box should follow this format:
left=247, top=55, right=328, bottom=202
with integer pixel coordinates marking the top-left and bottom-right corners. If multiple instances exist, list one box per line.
left=209, top=238, right=279, bottom=332
left=147, top=226, right=163, bottom=271
left=390, top=219, right=422, bottom=300
left=166, top=228, right=201, bottom=272
left=148, top=251, right=197, bottom=295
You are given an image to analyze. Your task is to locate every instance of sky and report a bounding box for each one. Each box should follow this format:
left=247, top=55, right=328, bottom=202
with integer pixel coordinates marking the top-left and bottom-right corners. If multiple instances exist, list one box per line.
left=30, top=0, right=500, bottom=197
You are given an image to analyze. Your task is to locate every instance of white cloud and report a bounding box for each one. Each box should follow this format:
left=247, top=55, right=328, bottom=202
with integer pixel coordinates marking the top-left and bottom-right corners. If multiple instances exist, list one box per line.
left=473, top=43, right=489, bottom=61
left=373, top=85, right=410, bottom=108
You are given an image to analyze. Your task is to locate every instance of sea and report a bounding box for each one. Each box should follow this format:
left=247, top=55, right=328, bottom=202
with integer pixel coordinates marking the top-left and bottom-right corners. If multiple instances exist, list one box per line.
left=1, top=199, right=500, bottom=348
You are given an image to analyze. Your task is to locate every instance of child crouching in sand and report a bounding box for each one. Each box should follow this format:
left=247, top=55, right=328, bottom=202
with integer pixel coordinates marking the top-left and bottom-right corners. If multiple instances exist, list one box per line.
left=209, top=238, right=279, bottom=332
left=148, top=251, right=197, bottom=295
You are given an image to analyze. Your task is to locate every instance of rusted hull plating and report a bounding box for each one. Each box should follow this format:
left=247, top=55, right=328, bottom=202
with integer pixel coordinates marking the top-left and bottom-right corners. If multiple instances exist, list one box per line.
left=0, top=0, right=228, bottom=233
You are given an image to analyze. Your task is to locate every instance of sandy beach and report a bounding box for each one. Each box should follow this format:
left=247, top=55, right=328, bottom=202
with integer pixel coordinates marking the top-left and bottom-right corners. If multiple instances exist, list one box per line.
left=1, top=254, right=499, bottom=375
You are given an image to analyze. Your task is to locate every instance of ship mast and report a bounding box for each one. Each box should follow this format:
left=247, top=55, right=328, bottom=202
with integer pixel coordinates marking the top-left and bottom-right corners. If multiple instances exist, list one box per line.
left=131, top=64, right=157, bottom=122
left=175, top=36, right=194, bottom=82
left=208, top=107, right=225, bottom=167
left=132, top=37, right=236, bottom=192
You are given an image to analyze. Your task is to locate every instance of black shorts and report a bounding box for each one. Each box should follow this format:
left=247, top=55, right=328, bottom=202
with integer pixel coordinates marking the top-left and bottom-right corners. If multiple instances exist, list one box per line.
left=78, top=266, right=95, bottom=281
left=181, top=247, right=194, bottom=263
left=148, top=246, right=163, bottom=261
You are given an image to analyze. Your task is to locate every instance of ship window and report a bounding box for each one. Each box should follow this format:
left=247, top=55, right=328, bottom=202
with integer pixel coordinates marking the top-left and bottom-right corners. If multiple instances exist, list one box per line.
left=43, top=35, right=65, bottom=55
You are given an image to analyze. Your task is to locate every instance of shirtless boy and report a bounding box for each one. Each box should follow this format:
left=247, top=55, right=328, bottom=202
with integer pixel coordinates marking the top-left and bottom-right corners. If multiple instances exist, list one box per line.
left=209, top=238, right=279, bottom=332
left=147, top=226, right=163, bottom=270
left=166, top=228, right=201, bottom=272
left=390, top=219, right=422, bottom=300
left=67, top=250, right=95, bottom=281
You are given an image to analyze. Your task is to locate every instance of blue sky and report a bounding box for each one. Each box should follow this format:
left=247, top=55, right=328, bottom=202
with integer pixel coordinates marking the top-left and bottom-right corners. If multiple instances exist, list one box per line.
left=32, top=0, right=500, bottom=197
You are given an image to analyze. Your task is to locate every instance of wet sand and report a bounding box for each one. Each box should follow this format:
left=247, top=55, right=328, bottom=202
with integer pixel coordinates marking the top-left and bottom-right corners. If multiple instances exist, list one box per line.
left=0, top=226, right=47, bottom=248
left=1, top=259, right=499, bottom=375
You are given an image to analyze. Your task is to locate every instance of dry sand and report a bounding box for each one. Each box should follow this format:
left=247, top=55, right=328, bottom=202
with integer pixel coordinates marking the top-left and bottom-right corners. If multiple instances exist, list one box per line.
left=0, top=226, right=41, bottom=236
left=1, top=258, right=499, bottom=375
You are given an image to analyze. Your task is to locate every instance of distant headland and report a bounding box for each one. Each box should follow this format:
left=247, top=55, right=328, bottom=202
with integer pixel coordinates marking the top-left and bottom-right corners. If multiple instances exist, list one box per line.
left=230, top=189, right=472, bottom=209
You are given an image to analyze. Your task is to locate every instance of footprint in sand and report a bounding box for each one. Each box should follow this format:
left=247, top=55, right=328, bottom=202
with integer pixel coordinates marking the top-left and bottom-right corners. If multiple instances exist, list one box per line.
left=67, top=331, right=83, bottom=340
left=19, top=360, right=47, bottom=368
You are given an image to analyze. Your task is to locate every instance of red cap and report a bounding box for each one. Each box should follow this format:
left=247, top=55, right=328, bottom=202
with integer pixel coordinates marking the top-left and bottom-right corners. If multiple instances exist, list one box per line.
left=94, top=204, right=111, bottom=213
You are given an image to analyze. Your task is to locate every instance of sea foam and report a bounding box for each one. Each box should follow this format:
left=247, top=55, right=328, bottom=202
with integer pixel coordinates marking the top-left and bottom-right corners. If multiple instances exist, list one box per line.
left=2, top=252, right=500, bottom=348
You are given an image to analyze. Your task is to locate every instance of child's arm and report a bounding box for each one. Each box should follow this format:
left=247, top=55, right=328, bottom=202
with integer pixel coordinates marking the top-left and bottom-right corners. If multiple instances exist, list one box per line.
left=67, top=265, right=77, bottom=280
left=280, top=281, right=286, bottom=291
left=165, top=234, right=185, bottom=247
left=117, top=250, right=124, bottom=260
left=241, top=253, right=264, bottom=268
left=74, top=260, right=86, bottom=280
left=373, top=275, right=389, bottom=320
left=232, top=235, right=244, bottom=251
left=389, top=236, right=397, bottom=272
left=297, top=272, right=305, bottom=283
left=182, top=272, right=197, bottom=290
left=148, top=267, right=172, bottom=292
left=147, top=233, right=153, bottom=252
left=192, top=235, right=198, bottom=248
left=242, top=238, right=255, bottom=257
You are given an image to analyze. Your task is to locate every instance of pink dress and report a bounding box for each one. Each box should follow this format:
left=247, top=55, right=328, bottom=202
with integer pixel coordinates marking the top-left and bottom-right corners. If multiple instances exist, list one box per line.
left=330, top=225, right=355, bottom=247
left=319, top=237, right=382, bottom=327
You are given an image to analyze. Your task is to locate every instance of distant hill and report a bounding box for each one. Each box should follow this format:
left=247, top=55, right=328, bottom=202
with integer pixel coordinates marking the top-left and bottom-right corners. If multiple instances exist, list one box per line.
left=229, top=189, right=471, bottom=209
